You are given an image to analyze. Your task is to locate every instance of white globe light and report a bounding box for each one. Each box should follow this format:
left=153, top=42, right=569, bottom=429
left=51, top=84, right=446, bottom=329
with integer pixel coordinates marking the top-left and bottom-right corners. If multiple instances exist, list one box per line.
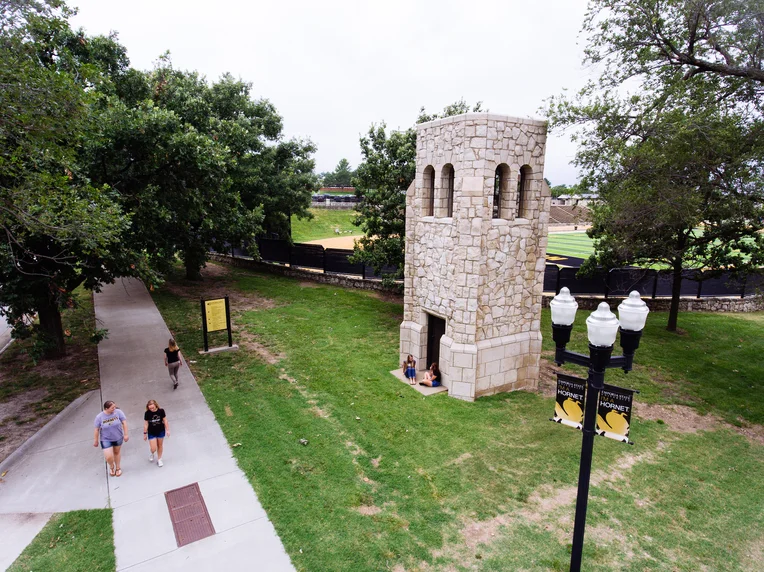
left=618, top=291, right=649, bottom=332
left=586, top=302, right=620, bottom=347
left=550, top=287, right=578, bottom=326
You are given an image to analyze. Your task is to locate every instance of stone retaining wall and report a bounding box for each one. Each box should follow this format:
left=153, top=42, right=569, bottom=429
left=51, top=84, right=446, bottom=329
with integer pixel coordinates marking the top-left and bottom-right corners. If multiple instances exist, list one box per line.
left=542, top=294, right=764, bottom=313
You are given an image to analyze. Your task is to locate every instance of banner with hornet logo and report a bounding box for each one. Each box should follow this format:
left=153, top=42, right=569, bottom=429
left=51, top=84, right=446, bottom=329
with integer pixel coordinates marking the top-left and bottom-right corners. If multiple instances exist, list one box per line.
left=552, top=373, right=587, bottom=430
left=596, top=384, right=635, bottom=444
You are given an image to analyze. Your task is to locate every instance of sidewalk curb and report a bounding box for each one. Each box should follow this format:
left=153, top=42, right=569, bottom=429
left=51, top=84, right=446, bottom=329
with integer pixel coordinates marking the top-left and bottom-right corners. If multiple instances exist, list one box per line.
left=0, top=335, right=12, bottom=356
left=0, top=390, right=99, bottom=476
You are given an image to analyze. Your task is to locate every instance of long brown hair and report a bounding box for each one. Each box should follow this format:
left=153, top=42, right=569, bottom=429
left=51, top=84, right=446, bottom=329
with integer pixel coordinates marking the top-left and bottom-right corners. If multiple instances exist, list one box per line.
left=146, top=399, right=160, bottom=411
left=168, top=338, right=178, bottom=351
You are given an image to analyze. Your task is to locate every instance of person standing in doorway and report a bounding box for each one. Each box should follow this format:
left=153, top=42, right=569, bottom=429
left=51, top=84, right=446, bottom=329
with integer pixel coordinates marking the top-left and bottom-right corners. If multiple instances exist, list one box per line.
left=143, top=399, right=170, bottom=467
left=164, top=338, right=183, bottom=389
left=93, top=400, right=129, bottom=477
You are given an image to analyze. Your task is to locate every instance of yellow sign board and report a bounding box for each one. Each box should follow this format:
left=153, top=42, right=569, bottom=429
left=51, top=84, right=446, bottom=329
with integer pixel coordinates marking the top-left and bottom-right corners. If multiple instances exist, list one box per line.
left=204, top=298, right=228, bottom=332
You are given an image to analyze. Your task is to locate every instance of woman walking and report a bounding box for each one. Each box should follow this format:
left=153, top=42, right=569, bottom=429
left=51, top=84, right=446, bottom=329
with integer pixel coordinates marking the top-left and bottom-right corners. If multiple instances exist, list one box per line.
left=93, top=400, right=129, bottom=477
left=143, top=399, right=170, bottom=467
left=164, top=338, right=183, bottom=389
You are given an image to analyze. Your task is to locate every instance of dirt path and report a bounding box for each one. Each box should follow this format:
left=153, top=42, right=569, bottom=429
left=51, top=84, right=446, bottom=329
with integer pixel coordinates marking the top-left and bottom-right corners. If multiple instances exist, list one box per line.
left=304, top=235, right=363, bottom=249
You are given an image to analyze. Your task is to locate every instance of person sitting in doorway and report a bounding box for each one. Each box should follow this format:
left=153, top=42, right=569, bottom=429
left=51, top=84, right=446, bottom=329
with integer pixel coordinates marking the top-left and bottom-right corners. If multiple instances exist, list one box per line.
left=420, top=362, right=441, bottom=387
left=402, top=354, right=417, bottom=385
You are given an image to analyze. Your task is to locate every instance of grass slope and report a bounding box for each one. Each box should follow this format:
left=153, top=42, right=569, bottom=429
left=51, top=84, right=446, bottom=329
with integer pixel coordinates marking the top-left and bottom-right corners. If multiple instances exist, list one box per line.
left=9, top=510, right=115, bottom=572
left=152, top=265, right=763, bottom=571
left=540, top=310, right=764, bottom=425
left=291, top=208, right=361, bottom=243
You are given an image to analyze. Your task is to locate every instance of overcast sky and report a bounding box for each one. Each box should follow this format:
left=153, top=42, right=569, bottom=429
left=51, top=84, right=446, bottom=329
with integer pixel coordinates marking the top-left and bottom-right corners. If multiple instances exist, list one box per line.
left=70, top=0, right=594, bottom=186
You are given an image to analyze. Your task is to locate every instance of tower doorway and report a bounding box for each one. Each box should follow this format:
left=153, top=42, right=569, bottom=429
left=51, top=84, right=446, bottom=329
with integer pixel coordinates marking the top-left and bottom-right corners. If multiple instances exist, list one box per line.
left=426, top=314, right=445, bottom=369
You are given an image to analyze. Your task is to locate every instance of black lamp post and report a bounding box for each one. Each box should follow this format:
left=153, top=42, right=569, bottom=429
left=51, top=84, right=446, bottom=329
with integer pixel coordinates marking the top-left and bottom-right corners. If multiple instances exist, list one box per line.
left=549, top=289, right=649, bottom=572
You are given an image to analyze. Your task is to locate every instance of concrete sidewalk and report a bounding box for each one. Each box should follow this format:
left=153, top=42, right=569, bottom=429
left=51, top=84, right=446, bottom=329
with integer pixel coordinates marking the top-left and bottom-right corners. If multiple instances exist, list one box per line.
left=0, top=279, right=294, bottom=571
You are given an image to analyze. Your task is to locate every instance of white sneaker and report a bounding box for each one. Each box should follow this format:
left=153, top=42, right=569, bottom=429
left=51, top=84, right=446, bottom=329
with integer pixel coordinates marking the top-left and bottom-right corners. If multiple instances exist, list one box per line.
left=157, top=459, right=164, bottom=467
left=148, top=453, right=154, bottom=462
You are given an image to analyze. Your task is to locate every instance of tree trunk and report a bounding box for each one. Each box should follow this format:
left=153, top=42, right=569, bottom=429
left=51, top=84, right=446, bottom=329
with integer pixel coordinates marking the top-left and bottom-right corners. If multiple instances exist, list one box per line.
left=667, top=260, right=683, bottom=332
left=37, top=299, right=66, bottom=358
left=184, top=246, right=205, bottom=281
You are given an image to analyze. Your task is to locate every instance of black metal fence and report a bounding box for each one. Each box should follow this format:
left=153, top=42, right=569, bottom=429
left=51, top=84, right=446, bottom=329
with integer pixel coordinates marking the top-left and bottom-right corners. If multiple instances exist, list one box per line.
left=226, top=238, right=762, bottom=298
left=544, top=265, right=763, bottom=299
left=229, top=238, right=398, bottom=279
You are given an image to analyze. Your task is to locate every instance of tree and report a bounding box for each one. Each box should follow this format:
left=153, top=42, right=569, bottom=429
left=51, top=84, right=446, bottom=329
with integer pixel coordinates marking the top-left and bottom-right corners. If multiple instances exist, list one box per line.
left=87, top=65, right=265, bottom=279
left=581, top=0, right=764, bottom=102
left=322, top=158, right=354, bottom=187
left=550, top=183, right=580, bottom=198
left=351, top=125, right=417, bottom=277
left=547, top=0, right=764, bottom=331
left=352, top=100, right=483, bottom=277
left=87, top=96, right=254, bottom=280
left=250, top=138, right=320, bottom=240
left=87, top=63, right=318, bottom=276
left=0, top=0, right=152, bottom=357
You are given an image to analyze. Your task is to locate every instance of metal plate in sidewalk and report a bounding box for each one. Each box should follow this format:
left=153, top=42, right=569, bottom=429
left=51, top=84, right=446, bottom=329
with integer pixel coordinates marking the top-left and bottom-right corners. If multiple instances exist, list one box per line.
left=165, top=482, right=215, bottom=547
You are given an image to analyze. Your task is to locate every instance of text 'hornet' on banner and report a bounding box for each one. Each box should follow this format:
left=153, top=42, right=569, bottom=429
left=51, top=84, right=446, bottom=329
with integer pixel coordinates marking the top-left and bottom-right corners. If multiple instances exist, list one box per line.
left=596, top=384, right=636, bottom=444
left=552, top=373, right=586, bottom=430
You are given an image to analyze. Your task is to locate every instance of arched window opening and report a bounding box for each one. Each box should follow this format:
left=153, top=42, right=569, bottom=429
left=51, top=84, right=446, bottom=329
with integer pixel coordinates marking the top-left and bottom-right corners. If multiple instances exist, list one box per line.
left=423, top=166, right=435, bottom=216
left=438, top=164, right=455, bottom=218
left=493, top=167, right=501, bottom=219
left=446, top=165, right=455, bottom=217
left=494, top=164, right=509, bottom=219
left=517, top=165, right=531, bottom=218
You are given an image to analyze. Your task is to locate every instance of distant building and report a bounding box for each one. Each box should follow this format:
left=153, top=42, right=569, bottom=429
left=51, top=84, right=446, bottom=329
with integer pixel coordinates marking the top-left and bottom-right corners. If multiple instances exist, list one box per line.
left=552, top=193, right=599, bottom=207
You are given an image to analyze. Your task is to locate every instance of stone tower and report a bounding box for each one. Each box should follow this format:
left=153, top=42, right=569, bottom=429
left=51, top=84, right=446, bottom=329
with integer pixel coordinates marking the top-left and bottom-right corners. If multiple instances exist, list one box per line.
left=399, top=113, right=550, bottom=401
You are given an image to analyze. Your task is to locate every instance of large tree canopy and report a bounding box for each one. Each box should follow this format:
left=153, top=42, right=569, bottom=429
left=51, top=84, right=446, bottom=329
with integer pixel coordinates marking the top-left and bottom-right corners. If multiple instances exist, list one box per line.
left=0, top=0, right=153, bottom=357
left=547, top=0, right=764, bottom=331
left=583, top=0, right=764, bottom=100
left=1, top=0, right=319, bottom=357
left=86, top=58, right=319, bottom=277
left=85, top=64, right=261, bottom=279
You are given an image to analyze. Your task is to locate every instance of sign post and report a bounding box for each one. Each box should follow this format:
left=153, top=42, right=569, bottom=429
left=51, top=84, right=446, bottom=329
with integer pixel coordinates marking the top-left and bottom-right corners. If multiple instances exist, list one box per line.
left=200, top=296, right=237, bottom=354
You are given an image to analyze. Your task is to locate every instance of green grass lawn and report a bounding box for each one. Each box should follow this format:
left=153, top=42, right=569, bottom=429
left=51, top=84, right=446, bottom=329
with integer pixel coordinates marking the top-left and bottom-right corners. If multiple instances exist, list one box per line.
left=152, top=264, right=763, bottom=571
left=291, top=208, right=361, bottom=243
left=9, top=510, right=115, bottom=572
left=546, top=232, right=594, bottom=259
left=540, top=310, right=764, bottom=427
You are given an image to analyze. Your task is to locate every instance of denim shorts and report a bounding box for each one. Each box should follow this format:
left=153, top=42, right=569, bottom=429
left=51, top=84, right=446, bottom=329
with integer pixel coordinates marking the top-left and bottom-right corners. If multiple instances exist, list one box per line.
left=147, top=431, right=166, bottom=440
left=100, top=439, right=123, bottom=449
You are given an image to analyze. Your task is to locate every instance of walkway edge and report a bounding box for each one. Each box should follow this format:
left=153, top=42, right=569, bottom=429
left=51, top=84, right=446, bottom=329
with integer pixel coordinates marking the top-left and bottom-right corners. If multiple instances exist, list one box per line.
left=0, top=390, right=99, bottom=476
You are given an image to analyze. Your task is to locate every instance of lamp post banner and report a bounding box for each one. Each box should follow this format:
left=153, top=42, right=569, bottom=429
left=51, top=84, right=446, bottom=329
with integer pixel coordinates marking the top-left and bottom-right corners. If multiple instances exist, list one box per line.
left=553, top=373, right=587, bottom=430
left=596, top=384, right=635, bottom=444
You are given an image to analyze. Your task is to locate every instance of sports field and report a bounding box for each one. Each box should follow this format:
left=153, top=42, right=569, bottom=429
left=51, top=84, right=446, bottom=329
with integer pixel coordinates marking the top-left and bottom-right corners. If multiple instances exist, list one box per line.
left=294, top=209, right=595, bottom=259
left=546, top=231, right=594, bottom=259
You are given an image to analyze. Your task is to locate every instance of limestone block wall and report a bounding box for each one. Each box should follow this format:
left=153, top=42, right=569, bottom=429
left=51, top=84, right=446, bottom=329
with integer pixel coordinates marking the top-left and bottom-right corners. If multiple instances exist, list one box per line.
left=400, top=113, right=549, bottom=401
